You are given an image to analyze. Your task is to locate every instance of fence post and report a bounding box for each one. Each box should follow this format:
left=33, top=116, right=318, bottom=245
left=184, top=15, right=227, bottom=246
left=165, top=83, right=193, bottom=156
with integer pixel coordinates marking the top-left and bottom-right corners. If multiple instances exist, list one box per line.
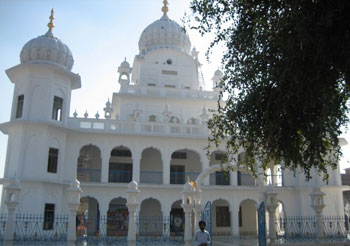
left=265, top=188, right=278, bottom=243
left=126, top=180, right=140, bottom=246
left=310, top=187, right=325, bottom=240
left=181, top=180, right=195, bottom=246
left=4, top=178, right=21, bottom=242
left=66, top=179, right=81, bottom=242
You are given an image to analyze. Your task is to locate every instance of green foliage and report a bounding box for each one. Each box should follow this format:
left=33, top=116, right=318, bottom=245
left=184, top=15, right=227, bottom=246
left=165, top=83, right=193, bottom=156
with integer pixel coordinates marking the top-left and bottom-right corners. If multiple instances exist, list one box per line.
left=189, top=0, right=350, bottom=180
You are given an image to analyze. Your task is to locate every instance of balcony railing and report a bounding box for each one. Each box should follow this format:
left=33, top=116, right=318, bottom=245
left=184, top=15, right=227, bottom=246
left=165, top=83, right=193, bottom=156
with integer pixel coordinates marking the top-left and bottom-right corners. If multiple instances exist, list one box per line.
left=209, top=172, right=230, bottom=185
left=68, top=118, right=208, bottom=138
left=140, top=171, right=163, bottom=184
left=237, top=172, right=256, bottom=186
left=108, top=170, right=132, bottom=183
left=170, top=172, right=200, bottom=184
left=77, top=168, right=101, bottom=182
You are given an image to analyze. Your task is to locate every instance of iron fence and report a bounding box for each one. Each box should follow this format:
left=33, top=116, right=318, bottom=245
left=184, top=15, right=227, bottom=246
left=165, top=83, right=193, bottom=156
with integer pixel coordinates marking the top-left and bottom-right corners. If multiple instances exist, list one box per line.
left=14, top=214, right=68, bottom=241
left=0, top=214, right=6, bottom=240
left=276, top=216, right=350, bottom=242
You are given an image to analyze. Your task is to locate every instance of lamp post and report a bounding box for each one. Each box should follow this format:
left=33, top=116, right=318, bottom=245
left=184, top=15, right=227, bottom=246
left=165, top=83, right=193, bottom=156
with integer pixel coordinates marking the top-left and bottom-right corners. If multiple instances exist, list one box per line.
left=126, top=180, right=140, bottom=246
left=66, top=179, right=81, bottom=243
left=181, top=180, right=195, bottom=246
left=310, top=187, right=326, bottom=240
left=4, top=177, right=21, bottom=242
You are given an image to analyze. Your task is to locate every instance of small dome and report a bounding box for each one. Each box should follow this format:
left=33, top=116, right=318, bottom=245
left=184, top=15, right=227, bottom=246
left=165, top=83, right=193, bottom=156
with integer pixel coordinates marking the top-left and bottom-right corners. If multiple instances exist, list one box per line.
left=20, top=30, right=74, bottom=71
left=120, top=59, right=130, bottom=68
left=138, top=14, right=191, bottom=54
left=214, top=69, right=223, bottom=77
left=128, top=180, right=138, bottom=190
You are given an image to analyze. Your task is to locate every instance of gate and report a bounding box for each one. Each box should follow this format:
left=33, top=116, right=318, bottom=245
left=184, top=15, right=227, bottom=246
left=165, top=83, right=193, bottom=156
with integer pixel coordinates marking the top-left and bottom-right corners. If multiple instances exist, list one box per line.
left=257, top=202, right=267, bottom=246
left=201, top=201, right=212, bottom=246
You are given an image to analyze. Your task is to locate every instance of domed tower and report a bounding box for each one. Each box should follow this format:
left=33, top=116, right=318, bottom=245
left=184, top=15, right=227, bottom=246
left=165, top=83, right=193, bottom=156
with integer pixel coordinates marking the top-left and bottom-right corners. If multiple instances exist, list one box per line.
left=130, top=0, right=200, bottom=90
left=1, top=10, right=81, bottom=181
left=6, top=9, right=81, bottom=124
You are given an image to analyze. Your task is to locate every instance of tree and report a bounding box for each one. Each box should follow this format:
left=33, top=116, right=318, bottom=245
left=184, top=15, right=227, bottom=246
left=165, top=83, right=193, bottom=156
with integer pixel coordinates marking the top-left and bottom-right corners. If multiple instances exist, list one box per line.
left=188, top=0, right=350, bottom=180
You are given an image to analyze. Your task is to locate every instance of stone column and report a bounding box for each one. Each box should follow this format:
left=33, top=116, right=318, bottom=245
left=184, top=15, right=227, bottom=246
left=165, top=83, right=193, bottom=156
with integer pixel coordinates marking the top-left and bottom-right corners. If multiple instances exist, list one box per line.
left=193, top=204, right=202, bottom=231
left=265, top=188, right=278, bottom=242
left=182, top=204, right=193, bottom=246
left=201, top=156, right=210, bottom=186
left=101, top=148, right=110, bottom=183
left=4, top=178, right=21, bottom=242
left=231, top=171, right=237, bottom=186
left=230, top=200, right=240, bottom=237
left=310, top=188, right=326, bottom=240
left=66, top=179, right=81, bottom=242
left=181, top=180, right=195, bottom=246
left=162, top=151, right=171, bottom=185
left=132, top=152, right=141, bottom=184
left=162, top=206, right=171, bottom=237
left=126, top=180, right=140, bottom=246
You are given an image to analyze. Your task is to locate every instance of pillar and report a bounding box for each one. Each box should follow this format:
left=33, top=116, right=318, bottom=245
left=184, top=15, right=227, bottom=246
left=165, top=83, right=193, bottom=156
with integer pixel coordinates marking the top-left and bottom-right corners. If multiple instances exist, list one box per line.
left=126, top=180, right=140, bottom=246
left=182, top=204, right=193, bottom=245
left=193, top=204, right=202, bottom=231
left=66, top=179, right=81, bottom=243
left=132, top=152, right=141, bottom=184
left=101, top=148, right=110, bottom=183
left=310, top=188, right=326, bottom=240
left=230, top=200, right=240, bottom=237
left=231, top=171, right=237, bottom=186
left=162, top=151, right=171, bottom=185
left=265, top=189, right=278, bottom=242
left=201, top=156, right=210, bottom=186
left=162, top=205, right=171, bottom=236
left=4, top=178, right=21, bottom=242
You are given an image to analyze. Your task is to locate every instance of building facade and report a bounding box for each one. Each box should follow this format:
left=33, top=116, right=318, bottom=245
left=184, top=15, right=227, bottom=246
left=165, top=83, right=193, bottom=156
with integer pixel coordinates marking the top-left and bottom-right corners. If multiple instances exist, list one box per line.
left=0, top=4, right=347, bottom=239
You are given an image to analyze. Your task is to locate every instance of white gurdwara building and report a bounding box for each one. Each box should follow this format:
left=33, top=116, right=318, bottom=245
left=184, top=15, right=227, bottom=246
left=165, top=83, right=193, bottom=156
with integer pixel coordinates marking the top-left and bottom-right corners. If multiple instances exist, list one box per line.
left=0, top=4, right=347, bottom=238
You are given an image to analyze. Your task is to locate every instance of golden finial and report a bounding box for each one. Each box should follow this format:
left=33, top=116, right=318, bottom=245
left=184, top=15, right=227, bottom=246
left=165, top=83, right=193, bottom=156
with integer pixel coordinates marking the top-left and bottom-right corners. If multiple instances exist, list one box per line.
left=47, top=8, right=55, bottom=32
left=162, top=0, right=169, bottom=14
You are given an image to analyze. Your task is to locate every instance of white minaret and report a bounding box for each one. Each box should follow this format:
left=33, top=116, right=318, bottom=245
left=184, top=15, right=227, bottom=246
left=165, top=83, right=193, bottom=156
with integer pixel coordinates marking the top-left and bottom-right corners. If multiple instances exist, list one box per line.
left=1, top=9, right=81, bottom=184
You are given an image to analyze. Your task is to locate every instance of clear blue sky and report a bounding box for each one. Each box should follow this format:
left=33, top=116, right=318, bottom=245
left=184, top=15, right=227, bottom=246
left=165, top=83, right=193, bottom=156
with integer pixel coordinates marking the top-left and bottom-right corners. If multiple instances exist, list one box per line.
left=0, top=0, right=349, bottom=192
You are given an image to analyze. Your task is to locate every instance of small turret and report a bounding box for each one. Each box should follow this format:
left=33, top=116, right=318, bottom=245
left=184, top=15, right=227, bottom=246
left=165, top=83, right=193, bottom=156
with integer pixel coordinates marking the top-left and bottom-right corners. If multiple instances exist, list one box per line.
left=212, top=69, right=223, bottom=92
left=118, top=58, right=132, bottom=86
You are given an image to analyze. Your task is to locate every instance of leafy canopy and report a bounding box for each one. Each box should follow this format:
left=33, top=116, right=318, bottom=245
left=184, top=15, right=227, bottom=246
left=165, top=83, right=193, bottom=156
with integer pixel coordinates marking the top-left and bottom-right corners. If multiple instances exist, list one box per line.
left=188, top=0, right=350, bottom=180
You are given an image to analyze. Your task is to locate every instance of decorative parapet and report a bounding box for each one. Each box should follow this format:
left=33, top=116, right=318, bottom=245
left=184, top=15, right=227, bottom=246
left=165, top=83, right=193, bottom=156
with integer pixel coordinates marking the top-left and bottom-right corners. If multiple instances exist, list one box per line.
left=119, top=84, right=219, bottom=100
left=67, top=117, right=209, bottom=138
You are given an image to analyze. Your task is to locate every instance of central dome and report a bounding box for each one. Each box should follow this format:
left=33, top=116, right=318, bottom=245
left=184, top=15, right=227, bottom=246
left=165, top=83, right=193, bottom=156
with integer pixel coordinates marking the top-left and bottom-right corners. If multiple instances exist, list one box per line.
left=138, top=14, right=191, bottom=54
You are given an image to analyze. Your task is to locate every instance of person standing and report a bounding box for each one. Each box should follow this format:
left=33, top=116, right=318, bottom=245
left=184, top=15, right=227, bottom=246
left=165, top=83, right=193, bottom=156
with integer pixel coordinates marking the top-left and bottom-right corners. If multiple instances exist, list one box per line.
left=193, top=220, right=211, bottom=246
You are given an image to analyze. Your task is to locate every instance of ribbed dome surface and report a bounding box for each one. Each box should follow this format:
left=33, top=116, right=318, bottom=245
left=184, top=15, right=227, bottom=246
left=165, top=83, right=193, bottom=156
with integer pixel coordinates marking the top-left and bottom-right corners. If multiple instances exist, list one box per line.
left=138, top=14, right=191, bottom=54
left=20, top=30, right=74, bottom=71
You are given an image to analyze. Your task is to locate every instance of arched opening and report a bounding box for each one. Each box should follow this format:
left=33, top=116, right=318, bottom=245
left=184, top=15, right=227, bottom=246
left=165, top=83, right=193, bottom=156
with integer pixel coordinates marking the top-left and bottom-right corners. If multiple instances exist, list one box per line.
left=237, top=153, right=256, bottom=186
left=213, top=199, right=231, bottom=235
left=109, top=146, right=132, bottom=183
left=169, top=116, right=180, bottom=124
left=187, top=117, right=198, bottom=125
left=107, top=197, right=128, bottom=237
left=138, top=198, right=162, bottom=236
left=170, top=200, right=184, bottom=236
left=76, top=196, right=100, bottom=237
left=239, top=199, right=257, bottom=236
left=170, top=149, right=201, bottom=184
left=140, top=148, right=163, bottom=184
left=209, top=151, right=230, bottom=185
left=77, top=145, right=102, bottom=182
left=149, top=115, right=157, bottom=122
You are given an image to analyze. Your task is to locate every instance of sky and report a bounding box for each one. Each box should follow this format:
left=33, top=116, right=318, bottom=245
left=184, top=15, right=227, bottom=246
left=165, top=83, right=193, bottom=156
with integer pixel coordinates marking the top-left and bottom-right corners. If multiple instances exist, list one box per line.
left=0, top=0, right=349, bottom=193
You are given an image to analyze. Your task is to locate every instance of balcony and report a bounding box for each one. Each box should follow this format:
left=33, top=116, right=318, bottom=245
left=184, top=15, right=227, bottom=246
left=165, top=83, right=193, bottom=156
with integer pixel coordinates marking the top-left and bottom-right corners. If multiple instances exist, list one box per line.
left=237, top=172, right=257, bottom=186
left=170, top=172, right=200, bottom=185
left=77, top=168, right=101, bottom=182
left=109, top=170, right=132, bottom=183
left=209, top=171, right=230, bottom=185
left=140, top=171, right=163, bottom=184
